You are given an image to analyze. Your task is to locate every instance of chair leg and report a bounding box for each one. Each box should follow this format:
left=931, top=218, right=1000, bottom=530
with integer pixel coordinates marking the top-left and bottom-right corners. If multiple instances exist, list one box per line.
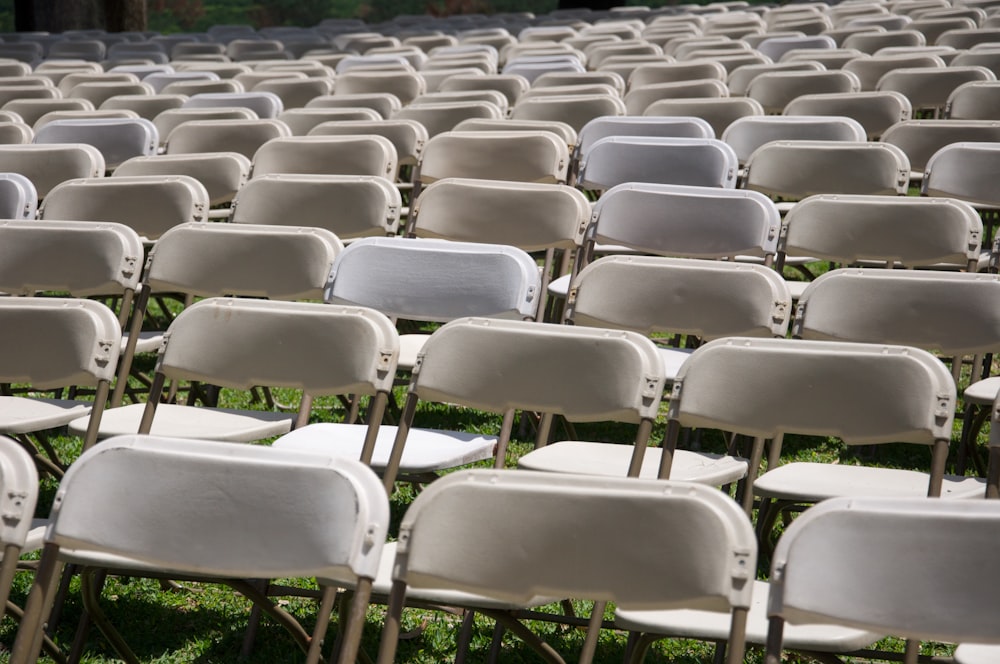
left=578, top=600, right=607, bottom=664
left=10, top=543, right=65, bottom=664
left=956, top=403, right=989, bottom=476
left=306, top=585, right=339, bottom=664
left=79, top=569, right=140, bottom=664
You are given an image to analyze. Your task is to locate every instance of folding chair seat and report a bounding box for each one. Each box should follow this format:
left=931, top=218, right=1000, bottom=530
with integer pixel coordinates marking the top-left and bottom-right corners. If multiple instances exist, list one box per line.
left=304, top=92, right=401, bottom=118
left=880, top=118, right=1000, bottom=179
left=1, top=98, right=92, bottom=127
left=163, top=118, right=291, bottom=159
left=777, top=194, right=984, bottom=297
left=373, top=470, right=756, bottom=664
left=9, top=435, right=389, bottom=664
left=577, top=136, right=739, bottom=193
left=722, top=115, right=867, bottom=167
left=783, top=90, right=912, bottom=138
left=333, top=70, right=426, bottom=105
left=181, top=91, right=283, bottom=119
left=875, top=65, right=996, bottom=116
left=436, top=72, right=529, bottom=105
left=641, top=96, right=762, bottom=138
left=98, top=93, right=185, bottom=121
left=415, top=130, right=571, bottom=187
left=726, top=61, right=826, bottom=97
left=32, top=117, right=157, bottom=170
left=0, top=173, right=37, bottom=218
left=742, top=140, right=910, bottom=208
left=519, top=256, right=789, bottom=486
left=0, top=298, right=121, bottom=474
left=746, top=69, right=862, bottom=113
left=0, top=143, right=104, bottom=200
left=946, top=80, right=1000, bottom=119
left=39, top=175, right=209, bottom=243
left=842, top=52, right=945, bottom=89
left=231, top=173, right=401, bottom=238
left=250, top=134, right=398, bottom=180
left=764, top=497, right=1000, bottom=664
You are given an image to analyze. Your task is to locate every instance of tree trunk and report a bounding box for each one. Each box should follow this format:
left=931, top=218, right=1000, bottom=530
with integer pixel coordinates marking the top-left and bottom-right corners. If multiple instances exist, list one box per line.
left=105, top=0, right=147, bottom=32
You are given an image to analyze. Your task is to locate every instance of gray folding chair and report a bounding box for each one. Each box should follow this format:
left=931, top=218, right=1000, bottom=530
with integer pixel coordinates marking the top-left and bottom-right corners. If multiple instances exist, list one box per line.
left=510, top=93, right=627, bottom=133
left=0, top=298, right=121, bottom=475
left=575, top=115, right=715, bottom=179
left=181, top=91, right=284, bottom=118
left=875, top=65, right=996, bottom=116
left=0, top=144, right=104, bottom=200
left=783, top=90, right=912, bottom=139
left=765, top=497, right=1000, bottom=664
left=577, top=136, right=739, bottom=193
left=9, top=435, right=389, bottom=664
left=747, top=69, right=863, bottom=113
left=113, top=152, right=251, bottom=218
left=946, top=80, right=1000, bottom=119
left=39, top=175, right=210, bottom=243
left=722, top=115, right=867, bottom=168
left=32, top=117, right=157, bottom=170
left=374, top=469, right=756, bottom=664
left=250, top=134, right=398, bottom=180
left=230, top=173, right=400, bottom=238
left=519, top=255, right=791, bottom=488
left=0, top=172, right=37, bottom=219
left=392, top=100, right=504, bottom=137
left=922, top=140, right=1000, bottom=210
left=643, top=96, right=765, bottom=138
left=304, top=92, right=402, bottom=118
left=727, top=61, right=825, bottom=97
left=880, top=118, right=1000, bottom=181
left=333, top=70, right=426, bottom=104
left=0, top=435, right=39, bottom=624
left=276, top=107, right=381, bottom=135
left=622, top=79, right=730, bottom=116
left=164, top=118, right=291, bottom=159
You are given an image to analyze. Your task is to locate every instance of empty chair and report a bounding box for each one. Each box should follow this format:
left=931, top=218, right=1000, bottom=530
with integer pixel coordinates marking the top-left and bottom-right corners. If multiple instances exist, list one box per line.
left=39, top=175, right=209, bottom=242
left=1, top=98, right=93, bottom=127
left=392, top=100, right=503, bottom=137
left=334, top=70, right=426, bottom=104
left=842, top=52, right=945, bottom=90
left=277, top=107, right=381, bottom=135
left=842, top=28, right=927, bottom=53
left=251, top=76, right=333, bottom=109
left=231, top=173, right=401, bottom=238
left=946, top=80, right=1000, bottom=119
left=305, top=92, right=402, bottom=118
left=727, top=61, right=826, bottom=97
left=32, top=117, right=157, bottom=170
left=32, top=109, right=139, bottom=132
left=143, top=70, right=219, bottom=93
left=757, top=34, right=837, bottom=60
left=114, top=152, right=251, bottom=215
left=623, top=79, right=730, bottom=115
left=722, top=115, right=867, bottom=165
left=880, top=118, right=1000, bottom=176
left=644, top=96, right=765, bottom=138
left=577, top=136, right=739, bottom=192
left=99, top=93, right=185, bottom=120
left=875, top=65, right=996, bottom=115
left=306, top=118, right=428, bottom=175
left=436, top=73, right=529, bottom=105
left=922, top=141, right=1000, bottom=212
left=0, top=85, right=59, bottom=107
left=950, top=48, right=1000, bottom=79
left=783, top=90, right=912, bottom=138
left=510, top=94, right=627, bottom=133
left=373, top=469, right=756, bottom=664
left=937, top=27, right=1000, bottom=49
left=164, top=118, right=291, bottom=159
left=161, top=79, right=244, bottom=96
left=742, top=141, right=911, bottom=205
left=575, top=115, right=715, bottom=167
left=66, top=81, right=154, bottom=108
left=9, top=435, right=389, bottom=664
left=746, top=70, right=862, bottom=113
left=182, top=91, right=283, bottom=118
left=0, top=298, right=121, bottom=473
left=250, top=135, right=398, bottom=180
left=416, top=130, right=571, bottom=187
left=0, top=143, right=104, bottom=199
left=0, top=436, right=38, bottom=624
left=519, top=255, right=789, bottom=487
left=0, top=172, right=37, bottom=218
left=151, top=107, right=258, bottom=147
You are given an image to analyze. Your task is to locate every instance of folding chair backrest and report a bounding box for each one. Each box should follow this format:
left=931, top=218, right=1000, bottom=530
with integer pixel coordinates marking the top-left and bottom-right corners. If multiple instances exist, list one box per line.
left=743, top=140, right=910, bottom=198
left=450, top=117, right=578, bottom=151
left=145, top=222, right=342, bottom=300
left=0, top=172, right=37, bottom=219
left=727, top=61, right=826, bottom=97
left=576, top=115, right=715, bottom=159
left=0, top=143, right=104, bottom=199
left=39, top=175, right=210, bottom=242
left=746, top=70, right=862, bottom=113
left=843, top=53, right=945, bottom=91
left=250, top=134, right=398, bottom=179
left=333, top=70, right=426, bottom=104
left=783, top=90, right=912, bottom=139
left=946, top=80, right=1000, bottom=119
left=874, top=65, right=996, bottom=113
left=781, top=194, right=982, bottom=268
left=510, top=93, right=627, bottom=133
left=417, top=130, right=570, bottom=184
left=585, top=182, right=780, bottom=261
left=880, top=119, right=1000, bottom=173
left=769, top=496, right=1000, bottom=644
left=113, top=152, right=251, bottom=208
left=32, top=117, right=158, bottom=169
left=390, top=468, right=755, bottom=608
left=567, top=255, right=791, bottom=339
left=152, top=107, right=258, bottom=146
left=642, top=96, right=765, bottom=138
left=794, top=269, right=1000, bottom=358
left=0, top=297, right=121, bottom=391
left=670, top=336, right=955, bottom=444
left=577, top=136, right=739, bottom=191
left=46, top=434, right=388, bottom=582
left=0, top=434, right=37, bottom=620
left=305, top=118, right=427, bottom=168
left=182, top=91, right=284, bottom=118
left=326, top=236, right=541, bottom=323
left=0, top=219, right=142, bottom=302
left=304, top=92, right=402, bottom=118
left=922, top=141, right=1000, bottom=207
left=153, top=298, right=397, bottom=397
left=164, top=118, right=291, bottom=159
left=722, top=115, right=867, bottom=164
left=231, top=173, right=400, bottom=238
left=408, top=177, right=589, bottom=251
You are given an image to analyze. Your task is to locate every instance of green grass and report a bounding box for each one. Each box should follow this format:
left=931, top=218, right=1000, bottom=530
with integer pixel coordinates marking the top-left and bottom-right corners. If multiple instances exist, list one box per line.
left=0, top=332, right=986, bottom=663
